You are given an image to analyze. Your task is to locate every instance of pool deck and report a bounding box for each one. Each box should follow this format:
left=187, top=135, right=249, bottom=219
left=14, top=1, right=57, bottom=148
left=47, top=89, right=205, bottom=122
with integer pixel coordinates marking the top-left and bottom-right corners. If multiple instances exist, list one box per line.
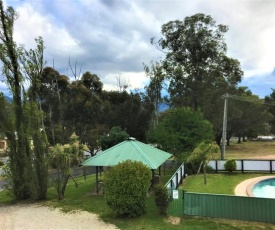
left=234, top=175, right=275, bottom=197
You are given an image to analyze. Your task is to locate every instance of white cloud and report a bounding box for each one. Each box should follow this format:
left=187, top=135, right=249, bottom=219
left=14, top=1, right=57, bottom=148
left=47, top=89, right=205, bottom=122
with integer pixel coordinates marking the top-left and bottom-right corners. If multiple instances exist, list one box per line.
left=103, top=71, right=148, bottom=92
left=1, top=0, right=275, bottom=98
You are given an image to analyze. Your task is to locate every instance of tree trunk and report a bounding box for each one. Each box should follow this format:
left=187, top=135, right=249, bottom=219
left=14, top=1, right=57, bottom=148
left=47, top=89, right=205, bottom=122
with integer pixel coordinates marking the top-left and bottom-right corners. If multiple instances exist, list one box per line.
left=215, top=131, right=222, bottom=146
left=237, top=134, right=241, bottom=144
left=203, top=163, right=207, bottom=185
left=60, top=175, right=70, bottom=200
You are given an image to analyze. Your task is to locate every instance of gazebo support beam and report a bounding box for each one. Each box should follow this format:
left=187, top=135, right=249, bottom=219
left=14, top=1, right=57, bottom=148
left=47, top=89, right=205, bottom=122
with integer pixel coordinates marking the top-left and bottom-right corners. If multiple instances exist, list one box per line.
left=96, top=166, right=98, bottom=194
left=151, top=169, right=155, bottom=186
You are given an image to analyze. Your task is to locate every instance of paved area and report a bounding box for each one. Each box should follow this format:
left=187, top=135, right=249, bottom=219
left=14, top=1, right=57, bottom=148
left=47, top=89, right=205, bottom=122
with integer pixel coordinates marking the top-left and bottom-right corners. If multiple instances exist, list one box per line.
left=234, top=175, right=275, bottom=197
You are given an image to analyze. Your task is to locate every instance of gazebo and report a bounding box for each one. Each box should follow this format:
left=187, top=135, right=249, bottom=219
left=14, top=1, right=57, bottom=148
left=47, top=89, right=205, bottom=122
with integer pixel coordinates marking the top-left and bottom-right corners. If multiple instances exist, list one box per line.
left=82, top=137, right=172, bottom=193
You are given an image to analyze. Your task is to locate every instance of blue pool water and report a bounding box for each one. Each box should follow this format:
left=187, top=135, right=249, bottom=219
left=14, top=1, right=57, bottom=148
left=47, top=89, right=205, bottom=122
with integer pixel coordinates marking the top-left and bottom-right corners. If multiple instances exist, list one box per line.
left=253, top=178, right=275, bottom=198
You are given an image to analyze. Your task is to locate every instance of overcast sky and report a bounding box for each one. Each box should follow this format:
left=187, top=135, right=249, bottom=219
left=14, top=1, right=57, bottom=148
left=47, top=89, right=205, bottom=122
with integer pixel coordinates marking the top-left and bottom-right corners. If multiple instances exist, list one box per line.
left=1, top=0, right=275, bottom=98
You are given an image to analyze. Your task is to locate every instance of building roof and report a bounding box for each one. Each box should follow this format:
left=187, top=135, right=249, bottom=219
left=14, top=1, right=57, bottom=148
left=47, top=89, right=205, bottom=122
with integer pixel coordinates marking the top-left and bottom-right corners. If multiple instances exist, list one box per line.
left=82, top=138, right=172, bottom=169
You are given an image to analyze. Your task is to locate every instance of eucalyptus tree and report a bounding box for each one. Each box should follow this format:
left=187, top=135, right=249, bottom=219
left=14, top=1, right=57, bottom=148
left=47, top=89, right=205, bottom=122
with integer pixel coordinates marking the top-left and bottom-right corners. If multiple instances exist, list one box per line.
left=229, top=88, right=272, bottom=143
left=38, top=67, right=69, bottom=145
left=63, top=74, right=104, bottom=143
left=265, top=89, right=275, bottom=134
left=100, top=90, right=153, bottom=141
left=144, top=61, right=166, bottom=128
left=152, top=13, right=243, bottom=111
left=99, top=126, right=129, bottom=150
left=146, top=107, right=213, bottom=161
left=0, top=2, right=48, bottom=199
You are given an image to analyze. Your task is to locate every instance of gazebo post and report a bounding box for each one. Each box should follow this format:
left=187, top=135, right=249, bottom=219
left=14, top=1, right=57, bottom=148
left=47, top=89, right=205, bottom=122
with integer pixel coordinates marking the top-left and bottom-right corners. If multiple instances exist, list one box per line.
left=151, top=169, right=155, bottom=186
left=96, top=166, right=98, bottom=194
left=81, top=139, right=172, bottom=191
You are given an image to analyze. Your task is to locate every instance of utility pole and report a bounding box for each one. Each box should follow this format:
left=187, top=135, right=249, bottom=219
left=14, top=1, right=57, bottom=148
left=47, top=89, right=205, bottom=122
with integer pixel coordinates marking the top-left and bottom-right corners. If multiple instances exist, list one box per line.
left=221, top=93, right=229, bottom=160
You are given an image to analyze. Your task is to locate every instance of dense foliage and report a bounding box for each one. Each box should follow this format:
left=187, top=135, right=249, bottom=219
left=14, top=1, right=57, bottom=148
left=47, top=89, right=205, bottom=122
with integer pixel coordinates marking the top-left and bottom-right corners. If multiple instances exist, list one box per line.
left=36, top=67, right=154, bottom=148
left=0, top=3, right=48, bottom=200
left=147, top=107, right=213, bottom=161
left=99, top=126, right=129, bottom=150
left=146, top=13, right=271, bottom=146
left=104, top=160, right=152, bottom=217
left=156, top=14, right=242, bottom=109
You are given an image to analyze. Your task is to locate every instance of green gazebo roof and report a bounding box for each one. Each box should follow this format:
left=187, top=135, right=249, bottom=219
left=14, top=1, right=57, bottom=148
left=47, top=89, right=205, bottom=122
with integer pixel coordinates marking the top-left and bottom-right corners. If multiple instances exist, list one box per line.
left=82, top=138, right=172, bottom=169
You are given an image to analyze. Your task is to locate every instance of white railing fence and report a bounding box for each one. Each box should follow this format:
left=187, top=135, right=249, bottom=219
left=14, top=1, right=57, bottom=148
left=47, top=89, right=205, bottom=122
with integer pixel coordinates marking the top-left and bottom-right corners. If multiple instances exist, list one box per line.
left=208, top=159, right=275, bottom=173
left=165, top=163, right=185, bottom=190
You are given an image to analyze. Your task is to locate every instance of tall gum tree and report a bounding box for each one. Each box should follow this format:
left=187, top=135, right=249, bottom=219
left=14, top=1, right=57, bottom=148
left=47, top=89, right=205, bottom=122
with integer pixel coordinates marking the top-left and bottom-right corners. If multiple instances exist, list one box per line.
left=0, top=2, right=48, bottom=200
left=154, top=13, right=243, bottom=110
left=151, top=13, right=244, bottom=146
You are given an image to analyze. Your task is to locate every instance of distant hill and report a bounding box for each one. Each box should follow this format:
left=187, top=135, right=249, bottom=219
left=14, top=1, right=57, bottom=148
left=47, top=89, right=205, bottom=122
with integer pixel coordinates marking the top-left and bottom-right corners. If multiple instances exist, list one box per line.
left=4, top=96, right=12, bottom=103
left=159, top=103, right=169, bottom=112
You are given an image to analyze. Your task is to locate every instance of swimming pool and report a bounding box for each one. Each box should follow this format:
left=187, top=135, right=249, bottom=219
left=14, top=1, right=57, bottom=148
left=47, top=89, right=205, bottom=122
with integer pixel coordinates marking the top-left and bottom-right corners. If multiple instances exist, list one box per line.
left=252, top=178, right=275, bottom=198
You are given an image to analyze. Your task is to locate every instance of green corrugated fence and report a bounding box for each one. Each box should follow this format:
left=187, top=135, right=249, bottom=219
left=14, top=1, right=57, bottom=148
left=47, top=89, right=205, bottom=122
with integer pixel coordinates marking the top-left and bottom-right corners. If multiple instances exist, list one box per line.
left=184, top=192, right=275, bottom=224
left=167, top=189, right=184, bottom=217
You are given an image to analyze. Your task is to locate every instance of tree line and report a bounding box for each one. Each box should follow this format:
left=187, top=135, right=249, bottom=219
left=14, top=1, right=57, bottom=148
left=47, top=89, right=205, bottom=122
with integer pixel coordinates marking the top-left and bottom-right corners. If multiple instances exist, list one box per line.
left=0, top=2, right=274, bottom=201
left=145, top=13, right=273, bottom=152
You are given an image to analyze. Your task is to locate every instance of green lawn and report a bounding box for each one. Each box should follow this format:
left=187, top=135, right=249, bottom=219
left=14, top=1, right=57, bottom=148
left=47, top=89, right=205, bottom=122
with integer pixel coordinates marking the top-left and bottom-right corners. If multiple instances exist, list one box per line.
left=1, top=172, right=274, bottom=230
left=181, top=172, right=273, bottom=194
left=214, top=140, right=275, bottom=159
left=44, top=173, right=275, bottom=229
left=1, top=140, right=275, bottom=229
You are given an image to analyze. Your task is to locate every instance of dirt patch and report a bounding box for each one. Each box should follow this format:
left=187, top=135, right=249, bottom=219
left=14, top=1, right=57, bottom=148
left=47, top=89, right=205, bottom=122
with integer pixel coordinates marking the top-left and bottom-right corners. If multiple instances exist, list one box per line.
left=0, top=203, right=118, bottom=230
left=165, top=216, right=181, bottom=225
left=246, top=155, right=275, bottom=159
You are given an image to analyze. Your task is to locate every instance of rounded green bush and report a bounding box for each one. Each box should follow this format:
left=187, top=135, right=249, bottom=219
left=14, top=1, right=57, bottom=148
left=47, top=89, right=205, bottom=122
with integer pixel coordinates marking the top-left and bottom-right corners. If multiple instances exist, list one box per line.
left=154, top=184, right=169, bottom=216
left=224, top=159, right=236, bottom=172
left=0, top=161, right=4, bottom=167
left=104, top=160, right=152, bottom=217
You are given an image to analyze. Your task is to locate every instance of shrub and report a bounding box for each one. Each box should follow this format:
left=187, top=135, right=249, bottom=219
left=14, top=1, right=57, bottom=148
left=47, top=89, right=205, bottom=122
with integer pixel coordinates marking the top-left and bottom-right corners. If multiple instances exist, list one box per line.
left=48, top=133, right=84, bottom=200
left=104, top=160, right=151, bottom=217
left=224, top=159, right=236, bottom=172
left=154, top=184, right=169, bottom=216
left=0, top=161, right=4, bottom=167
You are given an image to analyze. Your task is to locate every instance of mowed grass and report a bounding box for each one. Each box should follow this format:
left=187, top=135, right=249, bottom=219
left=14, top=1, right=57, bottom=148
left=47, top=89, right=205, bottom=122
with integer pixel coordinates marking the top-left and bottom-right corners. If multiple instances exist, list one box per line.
left=181, top=172, right=273, bottom=194
left=44, top=174, right=275, bottom=230
left=214, top=140, right=275, bottom=159
left=1, top=141, right=275, bottom=229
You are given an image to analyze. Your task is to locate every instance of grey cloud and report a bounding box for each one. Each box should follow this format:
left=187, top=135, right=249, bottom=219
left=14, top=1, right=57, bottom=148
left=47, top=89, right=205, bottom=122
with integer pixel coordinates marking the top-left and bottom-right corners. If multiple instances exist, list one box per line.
left=1, top=0, right=275, bottom=98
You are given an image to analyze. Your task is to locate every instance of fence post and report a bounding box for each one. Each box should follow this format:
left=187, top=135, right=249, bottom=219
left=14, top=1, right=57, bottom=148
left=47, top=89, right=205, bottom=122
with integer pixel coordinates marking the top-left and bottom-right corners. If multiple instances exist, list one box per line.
left=270, top=160, right=273, bottom=173
left=241, top=160, right=244, bottom=173
left=215, top=160, right=218, bottom=173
